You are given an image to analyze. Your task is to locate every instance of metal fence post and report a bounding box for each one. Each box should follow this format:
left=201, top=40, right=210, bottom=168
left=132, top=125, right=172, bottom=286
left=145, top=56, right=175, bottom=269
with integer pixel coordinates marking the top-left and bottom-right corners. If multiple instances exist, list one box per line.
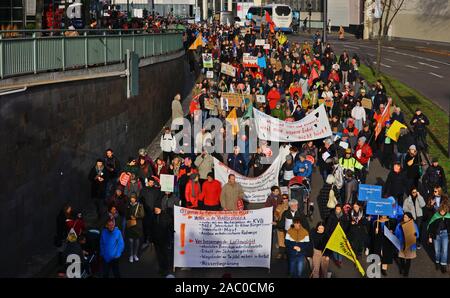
left=120, top=31, right=123, bottom=62
left=84, top=32, right=88, bottom=68
left=33, top=33, right=37, bottom=74
left=0, top=35, right=3, bottom=79
left=132, top=30, right=135, bottom=52
left=104, top=31, right=107, bottom=65
left=62, top=35, right=66, bottom=71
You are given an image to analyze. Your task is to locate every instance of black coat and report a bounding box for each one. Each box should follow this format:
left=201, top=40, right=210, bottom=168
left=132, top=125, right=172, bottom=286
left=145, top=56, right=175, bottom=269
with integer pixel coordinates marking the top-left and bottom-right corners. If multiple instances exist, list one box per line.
left=427, top=216, right=450, bottom=239
left=278, top=209, right=310, bottom=232
left=88, top=166, right=108, bottom=199
left=140, top=186, right=163, bottom=216
left=317, top=184, right=333, bottom=221
left=370, top=219, right=397, bottom=264
left=383, top=170, right=408, bottom=197
left=326, top=212, right=350, bottom=235
left=153, top=194, right=180, bottom=244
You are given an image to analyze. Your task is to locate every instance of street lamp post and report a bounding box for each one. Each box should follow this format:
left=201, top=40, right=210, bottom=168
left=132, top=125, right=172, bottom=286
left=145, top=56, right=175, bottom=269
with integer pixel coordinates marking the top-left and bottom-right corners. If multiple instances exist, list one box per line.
left=307, top=0, right=312, bottom=33
left=323, top=0, right=327, bottom=43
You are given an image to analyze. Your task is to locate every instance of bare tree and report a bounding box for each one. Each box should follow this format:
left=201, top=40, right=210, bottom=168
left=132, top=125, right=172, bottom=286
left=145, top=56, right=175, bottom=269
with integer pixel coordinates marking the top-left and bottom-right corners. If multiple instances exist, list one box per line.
left=375, top=0, right=406, bottom=74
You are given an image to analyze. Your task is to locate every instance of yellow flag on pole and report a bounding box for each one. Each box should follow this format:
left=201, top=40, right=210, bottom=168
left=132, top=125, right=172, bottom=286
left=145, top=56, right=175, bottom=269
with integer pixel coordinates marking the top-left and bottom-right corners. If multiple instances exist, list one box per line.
left=226, top=108, right=240, bottom=136
left=189, top=33, right=203, bottom=50
left=386, top=120, right=407, bottom=142
left=325, top=223, right=365, bottom=276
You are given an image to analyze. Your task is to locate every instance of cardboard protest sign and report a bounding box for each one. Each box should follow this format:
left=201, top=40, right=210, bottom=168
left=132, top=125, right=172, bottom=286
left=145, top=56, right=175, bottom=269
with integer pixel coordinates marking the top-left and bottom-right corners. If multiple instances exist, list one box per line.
left=361, top=98, right=373, bottom=110
left=402, top=220, right=417, bottom=250
left=386, top=120, right=407, bottom=142
left=204, top=98, right=216, bottom=110
left=221, top=63, right=236, bottom=77
left=160, top=174, right=175, bottom=193
left=221, top=92, right=243, bottom=108
left=358, top=184, right=382, bottom=201
left=202, top=53, right=213, bottom=68
left=174, top=207, right=272, bottom=269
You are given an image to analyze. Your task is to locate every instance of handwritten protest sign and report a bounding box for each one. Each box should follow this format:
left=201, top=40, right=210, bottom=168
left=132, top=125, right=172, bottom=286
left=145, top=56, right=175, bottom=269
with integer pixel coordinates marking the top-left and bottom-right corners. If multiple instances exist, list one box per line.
left=253, top=104, right=332, bottom=142
left=206, top=70, right=214, bottom=79
left=361, top=98, right=373, bottom=110
left=160, top=174, right=174, bottom=193
left=214, top=156, right=281, bottom=203
left=221, top=63, right=236, bottom=77
left=243, top=53, right=259, bottom=68
left=256, top=95, right=266, bottom=103
left=174, top=207, right=272, bottom=268
left=221, top=92, right=243, bottom=107
left=255, top=39, right=265, bottom=46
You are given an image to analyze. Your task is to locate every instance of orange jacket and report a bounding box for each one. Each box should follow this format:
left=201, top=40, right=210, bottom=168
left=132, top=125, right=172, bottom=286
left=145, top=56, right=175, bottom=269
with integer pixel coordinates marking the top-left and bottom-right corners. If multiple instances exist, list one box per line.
left=185, top=180, right=202, bottom=209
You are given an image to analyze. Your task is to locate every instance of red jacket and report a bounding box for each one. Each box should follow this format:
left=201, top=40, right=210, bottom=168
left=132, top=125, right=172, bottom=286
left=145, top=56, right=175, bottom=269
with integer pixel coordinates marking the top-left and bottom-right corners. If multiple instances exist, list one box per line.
left=201, top=180, right=222, bottom=206
left=189, top=99, right=201, bottom=115
left=267, top=89, right=281, bottom=110
left=185, top=180, right=202, bottom=208
left=343, top=126, right=359, bottom=136
left=355, top=143, right=372, bottom=165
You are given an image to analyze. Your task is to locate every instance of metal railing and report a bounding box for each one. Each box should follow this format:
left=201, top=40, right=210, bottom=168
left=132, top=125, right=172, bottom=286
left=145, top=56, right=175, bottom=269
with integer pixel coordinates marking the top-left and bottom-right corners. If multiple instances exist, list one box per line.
left=0, top=29, right=184, bottom=79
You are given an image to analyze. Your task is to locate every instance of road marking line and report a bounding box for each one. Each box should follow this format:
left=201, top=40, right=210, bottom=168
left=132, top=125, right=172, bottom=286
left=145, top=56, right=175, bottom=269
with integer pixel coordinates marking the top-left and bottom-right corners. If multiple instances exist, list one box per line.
left=390, top=51, right=450, bottom=67
left=372, top=61, right=392, bottom=68
left=383, top=46, right=396, bottom=49
left=429, top=72, right=443, bottom=78
left=418, top=61, right=439, bottom=69
left=343, top=44, right=360, bottom=49
left=385, top=58, right=396, bottom=62
left=405, top=65, right=418, bottom=69
left=367, top=53, right=375, bottom=57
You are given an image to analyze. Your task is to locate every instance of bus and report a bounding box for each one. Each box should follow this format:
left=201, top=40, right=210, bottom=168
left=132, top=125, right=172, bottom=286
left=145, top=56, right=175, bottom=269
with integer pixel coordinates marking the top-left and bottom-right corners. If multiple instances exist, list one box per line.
left=247, top=4, right=293, bottom=32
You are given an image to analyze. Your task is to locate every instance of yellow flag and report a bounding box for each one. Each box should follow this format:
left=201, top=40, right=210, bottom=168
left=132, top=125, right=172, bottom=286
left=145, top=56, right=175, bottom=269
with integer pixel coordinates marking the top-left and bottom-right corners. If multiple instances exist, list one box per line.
left=189, top=33, right=203, bottom=50
left=325, top=223, right=365, bottom=276
left=278, top=33, right=287, bottom=45
left=386, top=120, right=407, bottom=142
left=226, top=108, right=240, bottom=136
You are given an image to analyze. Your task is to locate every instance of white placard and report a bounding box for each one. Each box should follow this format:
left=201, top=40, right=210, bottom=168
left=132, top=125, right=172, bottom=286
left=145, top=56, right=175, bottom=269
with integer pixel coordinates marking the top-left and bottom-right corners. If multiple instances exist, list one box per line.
left=256, top=95, right=266, bottom=103
left=206, top=70, right=214, bottom=79
left=160, top=174, right=175, bottom=193
left=255, top=39, right=265, bottom=46
left=339, top=141, right=349, bottom=149
left=263, top=44, right=271, bottom=50
left=253, top=104, right=333, bottom=142
left=322, top=152, right=331, bottom=161
left=174, top=206, right=272, bottom=268
left=214, top=156, right=281, bottom=203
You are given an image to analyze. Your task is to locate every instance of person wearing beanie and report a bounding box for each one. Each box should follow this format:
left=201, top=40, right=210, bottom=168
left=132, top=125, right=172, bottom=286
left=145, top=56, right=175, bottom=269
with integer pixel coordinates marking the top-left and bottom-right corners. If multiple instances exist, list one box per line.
left=185, top=173, right=202, bottom=209
left=293, top=153, right=313, bottom=179
left=200, top=172, right=222, bottom=211
left=410, top=108, right=430, bottom=151
left=354, top=136, right=372, bottom=183
left=280, top=154, right=295, bottom=186
left=403, top=144, right=421, bottom=191
left=422, top=157, right=447, bottom=197
left=178, top=157, right=198, bottom=207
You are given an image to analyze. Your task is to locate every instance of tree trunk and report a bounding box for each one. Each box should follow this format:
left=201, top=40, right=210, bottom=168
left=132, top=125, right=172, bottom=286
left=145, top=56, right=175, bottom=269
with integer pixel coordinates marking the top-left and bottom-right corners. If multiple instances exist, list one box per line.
left=35, top=0, right=45, bottom=30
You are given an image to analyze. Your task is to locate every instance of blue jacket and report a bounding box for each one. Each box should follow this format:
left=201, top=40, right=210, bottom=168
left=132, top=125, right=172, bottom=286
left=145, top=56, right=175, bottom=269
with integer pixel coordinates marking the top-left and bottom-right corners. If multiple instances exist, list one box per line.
left=394, top=221, right=419, bottom=252
left=293, top=160, right=313, bottom=178
left=100, top=227, right=124, bottom=263
left=227, top=153, right=246, bottom=175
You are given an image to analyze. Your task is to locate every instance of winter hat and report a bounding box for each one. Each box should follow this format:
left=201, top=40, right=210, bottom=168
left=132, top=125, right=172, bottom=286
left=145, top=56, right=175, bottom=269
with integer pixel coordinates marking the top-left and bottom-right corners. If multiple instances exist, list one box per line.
left=432, top=157, right=438, bottom=163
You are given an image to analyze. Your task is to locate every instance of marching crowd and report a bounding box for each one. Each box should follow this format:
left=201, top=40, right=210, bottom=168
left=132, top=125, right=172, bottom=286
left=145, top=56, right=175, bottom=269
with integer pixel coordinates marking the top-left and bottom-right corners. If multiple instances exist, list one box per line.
left=54, top=20, right=448, bottom=278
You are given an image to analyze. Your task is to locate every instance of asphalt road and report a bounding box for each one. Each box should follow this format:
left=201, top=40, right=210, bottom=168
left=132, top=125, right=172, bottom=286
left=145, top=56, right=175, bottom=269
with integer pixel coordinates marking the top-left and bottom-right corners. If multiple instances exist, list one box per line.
left=292, top=34, right=450, bottom=113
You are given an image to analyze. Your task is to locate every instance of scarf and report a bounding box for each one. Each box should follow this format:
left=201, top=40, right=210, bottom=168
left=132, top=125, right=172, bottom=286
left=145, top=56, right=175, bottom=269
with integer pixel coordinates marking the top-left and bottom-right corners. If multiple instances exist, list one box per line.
left=351, top=210, right=363, bottom=223
left=427, top=212, right=450, bottom=230
left=287, top=225, right=309, bottom=242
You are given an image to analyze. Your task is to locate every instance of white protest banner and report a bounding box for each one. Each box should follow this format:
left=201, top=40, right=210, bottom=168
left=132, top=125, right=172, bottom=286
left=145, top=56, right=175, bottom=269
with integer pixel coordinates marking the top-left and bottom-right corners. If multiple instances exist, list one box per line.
left=243, top=53, right=259, bottom=68
left=214, top=156, right=281, bottom=203
left=255, top=39, right=265, bottom=46
left=160, top=174, right=174, bottom=192
left=206, top=70, right=214, bottom=79
left=174, top=206, right=272, bottom=269
left=221, top=63, right=236, bottom=77
left=253, top=104, right=333, bottom=142
left=202, top=53, right=213, bottom=68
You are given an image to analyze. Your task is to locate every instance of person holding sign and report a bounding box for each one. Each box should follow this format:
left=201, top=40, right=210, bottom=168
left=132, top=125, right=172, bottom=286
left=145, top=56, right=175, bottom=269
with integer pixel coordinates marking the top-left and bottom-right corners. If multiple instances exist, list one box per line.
left=220, top=174, right=245, bottom=211
left=285, top=218, right=311, bottom=278
left=395, top=212, right=419, bottom=277
left=370, top=215, right=397, bottom=276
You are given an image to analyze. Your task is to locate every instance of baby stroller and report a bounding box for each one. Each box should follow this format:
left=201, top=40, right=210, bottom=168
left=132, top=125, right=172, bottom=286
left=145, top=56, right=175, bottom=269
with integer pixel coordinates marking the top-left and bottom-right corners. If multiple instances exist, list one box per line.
left=288, top=176, right=314, bottom=219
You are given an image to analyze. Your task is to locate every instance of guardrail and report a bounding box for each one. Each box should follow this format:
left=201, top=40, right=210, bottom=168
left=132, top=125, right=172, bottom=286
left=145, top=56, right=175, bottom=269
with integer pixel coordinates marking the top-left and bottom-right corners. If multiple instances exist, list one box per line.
left=0, top=29, right=184, bottom=79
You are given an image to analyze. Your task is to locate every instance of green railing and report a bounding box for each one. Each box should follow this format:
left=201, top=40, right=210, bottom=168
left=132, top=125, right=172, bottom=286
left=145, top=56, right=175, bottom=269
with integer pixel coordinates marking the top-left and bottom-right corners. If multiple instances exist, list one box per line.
left=0, top=30, right=184, bottom=79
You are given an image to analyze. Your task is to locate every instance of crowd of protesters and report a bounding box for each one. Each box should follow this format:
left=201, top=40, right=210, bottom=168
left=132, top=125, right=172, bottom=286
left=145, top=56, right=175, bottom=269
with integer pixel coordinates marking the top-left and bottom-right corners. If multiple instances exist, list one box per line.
left=54, top=20, right=449, bottom=278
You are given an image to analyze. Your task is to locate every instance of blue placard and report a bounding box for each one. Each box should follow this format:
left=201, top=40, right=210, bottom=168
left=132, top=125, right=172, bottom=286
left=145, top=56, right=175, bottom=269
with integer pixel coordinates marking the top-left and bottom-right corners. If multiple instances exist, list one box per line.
left=358, top=184, right=382, bottom=201
left=247, top=13, right=253, bottom=20
left=366, top=198, right=395, bottom=216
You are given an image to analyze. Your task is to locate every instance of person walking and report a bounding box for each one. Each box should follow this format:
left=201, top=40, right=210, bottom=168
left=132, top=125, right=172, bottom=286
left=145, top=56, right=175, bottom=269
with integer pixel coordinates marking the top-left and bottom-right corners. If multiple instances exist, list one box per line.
left=326, top=204, right=350, bottom=267
left=371, top=215, right=397, bottom=276
left=200, top=172, right=222, bottom=211
left=395, top=212, right=419, bottom=277
left=285, top=218, right=311, bottom=278
left=160, top=127, right=177, bottom=165
left=427, top=205, right=450, bottom=273
left=410, top=108, right=430, bottom=152
left=348, top=202, right=368, bottom=257
left=310, top=221, right=331, bottom=278
left=402, top=187, right=426, bottom=249
left=125, top=193, right=145, bottom=263
left=171, top=94, right=184, bottom=132
left=88, top=159, right=109, bottom=219
left=185, top=173, right=202, bottom=209
left=100, top=219, right=125, bottom=278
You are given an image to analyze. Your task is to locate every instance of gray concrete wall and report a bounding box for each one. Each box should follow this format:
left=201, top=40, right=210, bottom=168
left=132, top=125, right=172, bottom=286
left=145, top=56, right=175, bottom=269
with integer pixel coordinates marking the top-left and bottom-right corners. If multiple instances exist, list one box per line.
left=0, top=52, right=192, bottom=277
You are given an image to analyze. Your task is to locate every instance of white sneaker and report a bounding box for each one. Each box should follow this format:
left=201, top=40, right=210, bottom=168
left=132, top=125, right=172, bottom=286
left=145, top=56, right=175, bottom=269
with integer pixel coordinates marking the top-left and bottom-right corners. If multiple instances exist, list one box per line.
left=134, top=255, right=139, bottom=262
left=129, top=256, right=134, bottom=263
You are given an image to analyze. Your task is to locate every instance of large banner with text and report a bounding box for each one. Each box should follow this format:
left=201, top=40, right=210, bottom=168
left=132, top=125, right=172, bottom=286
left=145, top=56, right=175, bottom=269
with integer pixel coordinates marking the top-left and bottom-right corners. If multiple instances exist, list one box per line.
left=253, top=104, right=332, bottom=142
left=174, top=207, right=272, bottom=269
